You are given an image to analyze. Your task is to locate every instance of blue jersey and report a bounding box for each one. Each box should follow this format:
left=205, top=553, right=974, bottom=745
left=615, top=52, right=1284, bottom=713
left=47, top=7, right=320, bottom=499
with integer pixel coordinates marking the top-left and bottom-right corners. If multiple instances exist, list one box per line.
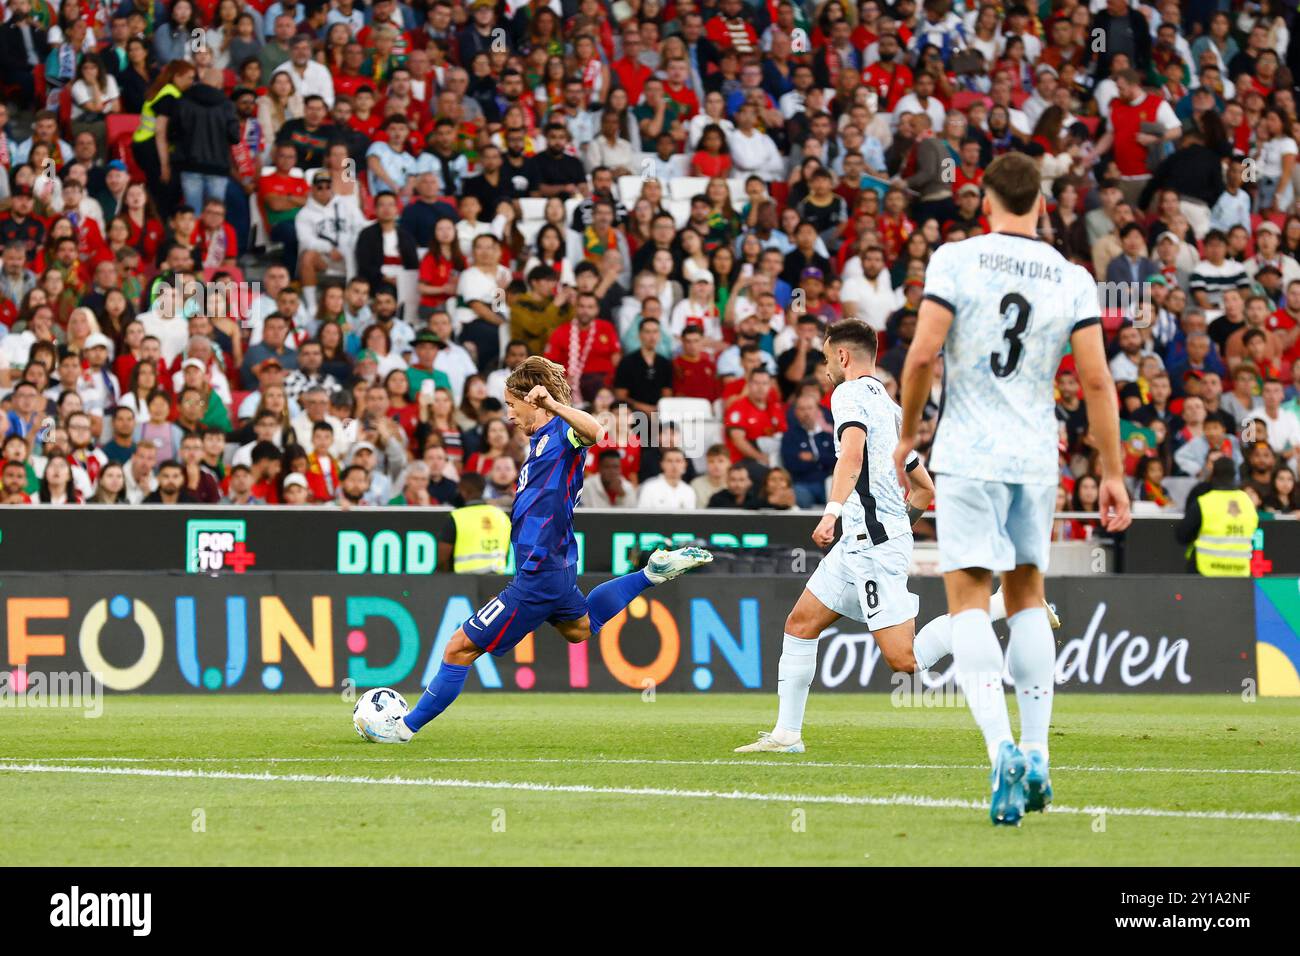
left=511, top=414, right=591, bottom=573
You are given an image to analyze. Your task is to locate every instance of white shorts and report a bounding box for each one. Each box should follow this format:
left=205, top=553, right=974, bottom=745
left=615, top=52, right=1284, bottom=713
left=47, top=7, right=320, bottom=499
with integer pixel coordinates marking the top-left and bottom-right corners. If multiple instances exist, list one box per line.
left=807, top=534, right=918, bottom=629
left=936, top=475, right=1056, bottom=574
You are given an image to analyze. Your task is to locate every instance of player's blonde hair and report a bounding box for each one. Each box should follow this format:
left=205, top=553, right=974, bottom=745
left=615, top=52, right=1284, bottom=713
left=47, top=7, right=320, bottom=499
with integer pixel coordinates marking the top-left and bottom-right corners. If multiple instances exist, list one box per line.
left=505, top=355, right=572, bottom=406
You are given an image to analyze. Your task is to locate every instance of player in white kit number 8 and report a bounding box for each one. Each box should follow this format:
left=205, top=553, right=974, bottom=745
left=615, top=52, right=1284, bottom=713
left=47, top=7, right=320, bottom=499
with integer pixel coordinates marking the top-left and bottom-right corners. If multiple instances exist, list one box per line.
left=896, top=152, right=1132, bottom=826
left=733, top=320, right=1061, bottom=757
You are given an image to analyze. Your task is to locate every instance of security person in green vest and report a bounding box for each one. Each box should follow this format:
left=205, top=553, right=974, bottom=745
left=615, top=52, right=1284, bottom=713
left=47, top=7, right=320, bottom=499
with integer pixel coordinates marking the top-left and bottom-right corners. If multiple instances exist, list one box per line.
left=1176, top=457, right=1259, bottom=576
left=131, top=61, right=195, bottom=217
left=440, top=473, right=511, bottom=574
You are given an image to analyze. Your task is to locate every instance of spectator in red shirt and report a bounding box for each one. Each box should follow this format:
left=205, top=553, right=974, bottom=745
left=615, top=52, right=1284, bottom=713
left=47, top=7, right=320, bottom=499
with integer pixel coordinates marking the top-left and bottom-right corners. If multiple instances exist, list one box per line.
left=706, top=0, right=759, bottom=54
left=862, top=32, right=914, bottom=112
left=691, top=124, right=733, bottom=178
left=305, top=420, right=341, bottom=502
left=257, top=142, right=308, bottom=267
left=544, top=291, right=622, bottom=403
left=673, top=325, right=722, bottom=402
left=611, top=24, right=653, bottom=105
left=725, top=366, right=785, bottom=469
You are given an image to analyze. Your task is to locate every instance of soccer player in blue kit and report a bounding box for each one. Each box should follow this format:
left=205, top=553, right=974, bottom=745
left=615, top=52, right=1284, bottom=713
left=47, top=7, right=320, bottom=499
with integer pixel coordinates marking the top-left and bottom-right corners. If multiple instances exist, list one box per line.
left=387, top=356, right=713, bottom=741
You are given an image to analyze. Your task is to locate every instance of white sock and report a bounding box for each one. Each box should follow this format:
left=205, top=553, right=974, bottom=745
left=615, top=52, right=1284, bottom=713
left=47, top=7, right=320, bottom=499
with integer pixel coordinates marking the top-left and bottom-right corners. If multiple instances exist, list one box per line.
left=774, top=633, right=819, bottom=740
left=950, top=608, right=1013, bottom=765
left=989, top=588, right=1007, bottom=623
left=913, top=590, right=1009, bottom=670
left=1007, top=607, right=1055, bottom=760
left=913, top=615, right=952, bottom=670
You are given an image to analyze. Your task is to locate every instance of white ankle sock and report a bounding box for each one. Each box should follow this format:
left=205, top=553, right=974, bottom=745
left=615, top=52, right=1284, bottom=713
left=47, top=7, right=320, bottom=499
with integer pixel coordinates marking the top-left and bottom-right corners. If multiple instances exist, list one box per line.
left=950, top=608, right=1013, bottom=765
left=989, top=588, right=1007, bottom=623
left=1007, top=606, right=1055, bottom=760
left=774, top=633, right=819, bottom=739
left=913, top=590, right=1009, bottom=670
left=913, top=615, right=952, bottom=670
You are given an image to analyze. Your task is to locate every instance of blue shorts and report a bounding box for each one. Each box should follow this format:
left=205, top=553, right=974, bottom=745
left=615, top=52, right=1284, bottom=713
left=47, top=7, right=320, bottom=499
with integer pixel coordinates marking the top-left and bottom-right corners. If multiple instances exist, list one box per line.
left=462, top=566, right=589, bottom=657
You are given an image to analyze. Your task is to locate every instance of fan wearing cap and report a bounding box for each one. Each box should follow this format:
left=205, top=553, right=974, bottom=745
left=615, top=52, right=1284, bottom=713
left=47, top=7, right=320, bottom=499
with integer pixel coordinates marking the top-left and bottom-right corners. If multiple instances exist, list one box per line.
left=0, top=185, right=46, bottom=264
left=280, top=471, right=312, bottom=505
left=177, top=354, right=233, bottom=432
left=405, top=327, right=454, bottom=396
left=1245, top=220, right=1300, bottom=289
left=668, top=270, right=725, bottom=351
left=296, top=169, right=368, bottom=290
left=945, top=183, right=988, bottom=236
left=79, top=332, right=120, bottom=414
left=795, top=267, right=835, bottom=324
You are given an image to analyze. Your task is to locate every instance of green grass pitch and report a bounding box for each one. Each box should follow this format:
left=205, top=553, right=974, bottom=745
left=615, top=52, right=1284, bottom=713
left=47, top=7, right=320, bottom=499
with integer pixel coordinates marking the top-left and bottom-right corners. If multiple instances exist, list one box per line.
left=1, top=693, right=1298, bottom=866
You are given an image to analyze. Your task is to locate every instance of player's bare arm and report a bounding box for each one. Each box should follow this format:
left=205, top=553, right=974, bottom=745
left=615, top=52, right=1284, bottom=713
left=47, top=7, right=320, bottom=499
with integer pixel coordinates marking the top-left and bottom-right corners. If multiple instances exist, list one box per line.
left=524, top=384, right=607, bottom=446
left=813, top=423, right=864, bottom=548
left=1070, top=322, right=1132, bottom=532
left=895, top=298, right=953, bottom=484
left=906, top=460, right=935, bottom=525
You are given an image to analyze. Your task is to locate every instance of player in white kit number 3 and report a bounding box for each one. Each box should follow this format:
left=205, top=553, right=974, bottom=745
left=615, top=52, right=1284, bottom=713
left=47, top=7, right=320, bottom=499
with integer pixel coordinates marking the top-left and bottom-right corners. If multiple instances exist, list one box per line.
left=896, top=152, right=1132, bottom=825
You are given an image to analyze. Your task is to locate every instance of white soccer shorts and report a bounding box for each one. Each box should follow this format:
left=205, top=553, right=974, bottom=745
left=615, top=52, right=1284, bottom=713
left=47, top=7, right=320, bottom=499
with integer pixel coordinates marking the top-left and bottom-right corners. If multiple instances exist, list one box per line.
left=935, top=474, right=1056, bottom=574
left=807, top=534, right=919, bottom=630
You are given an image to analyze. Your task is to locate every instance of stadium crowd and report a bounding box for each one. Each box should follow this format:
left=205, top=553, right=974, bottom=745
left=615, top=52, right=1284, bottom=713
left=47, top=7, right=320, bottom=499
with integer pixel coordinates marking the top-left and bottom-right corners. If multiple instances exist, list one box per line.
left=0, top=0, right=1297, bottom=534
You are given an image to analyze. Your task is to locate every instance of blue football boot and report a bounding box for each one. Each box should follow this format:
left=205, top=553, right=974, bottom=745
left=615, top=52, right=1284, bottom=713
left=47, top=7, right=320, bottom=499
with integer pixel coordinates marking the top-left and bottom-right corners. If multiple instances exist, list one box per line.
left=989, top=741, right=1027, bottom=826
left=1024, top=749, right=1053, bottom=812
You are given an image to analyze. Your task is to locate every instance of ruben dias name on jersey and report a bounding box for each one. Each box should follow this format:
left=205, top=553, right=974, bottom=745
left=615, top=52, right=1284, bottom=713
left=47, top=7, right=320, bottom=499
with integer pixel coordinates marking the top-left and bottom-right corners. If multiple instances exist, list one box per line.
left=830, top=375, right=919, bottom=548
left=921, top=232, right=1100, bottom=487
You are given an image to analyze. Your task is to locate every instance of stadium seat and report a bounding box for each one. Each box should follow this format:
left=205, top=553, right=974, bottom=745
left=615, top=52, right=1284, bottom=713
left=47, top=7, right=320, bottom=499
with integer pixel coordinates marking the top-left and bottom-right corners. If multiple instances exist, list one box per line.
left=519, top=197, right=547, bottom=221
left=666, top=198, right=691, bottom=228
left=1077, top=116, right=1101, bottom=137
left=57, top=85, right=73, bottom=137
left=684, top=419, right=723, bottom=467
left=658, top=396, right=714, bottom=424
left=564, top=195, right=583, bottom=224
left=952, top=91, right=991, bottom=112
left=660, top=396, right=723, bottom=463
left=617, top=175, right=644, bottom=206
left=769, top=180, right=789, bottom=211
left=107, top=114, right=145, bottom=182
left=106, top=113, right=140, bottom=145
left=727, top=178, right=747, bottom=211
left=669, top=176, right=710, bottom=201
left=518, top=219, right=544, bottom=245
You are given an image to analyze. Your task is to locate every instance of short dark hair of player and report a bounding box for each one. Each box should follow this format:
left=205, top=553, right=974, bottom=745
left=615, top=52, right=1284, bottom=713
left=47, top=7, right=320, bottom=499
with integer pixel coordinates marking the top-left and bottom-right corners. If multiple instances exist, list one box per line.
left=981, top=152, right=1042, bottom=216
left=505, top=354, right=573, bottom=406
left=824, top=319, right=878, bottom=359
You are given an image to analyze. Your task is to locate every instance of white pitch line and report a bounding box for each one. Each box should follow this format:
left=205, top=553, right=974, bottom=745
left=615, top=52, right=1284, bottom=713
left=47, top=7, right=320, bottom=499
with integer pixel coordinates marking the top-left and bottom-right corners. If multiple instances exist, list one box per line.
left=0, top=762, right=1297, bottom=824
left=4, top=755, right=1299, bottom=777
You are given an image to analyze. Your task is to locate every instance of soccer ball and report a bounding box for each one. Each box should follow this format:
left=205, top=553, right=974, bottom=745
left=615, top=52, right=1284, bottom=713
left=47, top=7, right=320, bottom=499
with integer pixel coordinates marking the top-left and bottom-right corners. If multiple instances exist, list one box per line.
left=352, top=687, right=410, bottom=743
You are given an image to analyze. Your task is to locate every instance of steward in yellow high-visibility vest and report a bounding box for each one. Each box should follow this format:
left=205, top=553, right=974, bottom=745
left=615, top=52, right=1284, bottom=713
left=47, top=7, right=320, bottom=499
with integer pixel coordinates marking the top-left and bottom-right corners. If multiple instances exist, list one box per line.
left=130, top=62, right=195, bottom=214
left=1177, top=458, right=1259, bottom=577
left=450, top=500, right=511, bottom=574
